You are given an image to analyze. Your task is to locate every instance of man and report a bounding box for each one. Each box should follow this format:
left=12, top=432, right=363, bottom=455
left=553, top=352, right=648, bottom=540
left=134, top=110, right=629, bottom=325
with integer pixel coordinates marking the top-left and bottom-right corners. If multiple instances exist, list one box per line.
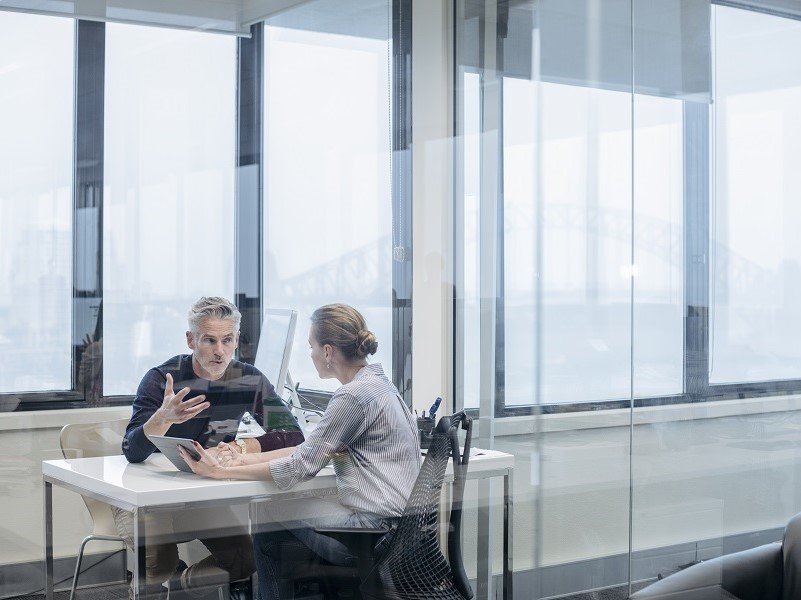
left=115, top=296, right=304, bottom=599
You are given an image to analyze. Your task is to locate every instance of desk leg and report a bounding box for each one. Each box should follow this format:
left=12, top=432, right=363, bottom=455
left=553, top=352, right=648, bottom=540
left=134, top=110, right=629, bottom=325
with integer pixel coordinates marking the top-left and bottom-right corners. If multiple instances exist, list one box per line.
left=503, top=469, right=514, bottom=600
left=477, top=479, right=492, bottom=600
left=133, top=508, right=146, bottom=600
left=43, top=479, right=54, bottom=600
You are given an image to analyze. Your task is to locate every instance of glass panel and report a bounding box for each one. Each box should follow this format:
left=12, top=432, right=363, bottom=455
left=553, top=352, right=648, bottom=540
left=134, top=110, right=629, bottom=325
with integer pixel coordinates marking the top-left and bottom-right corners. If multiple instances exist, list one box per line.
left=0, top=12, right=73, bottom=393
left=710, top=5, right=801, bottom=383
left=262, top=0, right=393, bottom=393
left=459, top=70, right=481, bottom=410
left=533, top=81, right=633, bottom=405
left=632, top=95, right=684, bottom=399
left=103, top=24, right=236, bottom=395
left=534, top=59, right=635, bottom=600
left=629, top=3, right=801, bottom=598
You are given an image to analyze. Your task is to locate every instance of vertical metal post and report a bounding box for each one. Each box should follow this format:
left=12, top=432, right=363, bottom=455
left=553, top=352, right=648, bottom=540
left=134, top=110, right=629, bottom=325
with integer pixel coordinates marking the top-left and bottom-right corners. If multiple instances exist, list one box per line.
left=72, top=19, right=105, bottom=400
left=684, top=102, right=710, bottom=400
left=133, top=508, right=146, bottom=600
left=43, top=479, right=54, bottom=600
left=494, top=1, right=508, bottom=419
left=503, top=468, right=514, bottom=600
left=392, top=0, right=414, bottom=405
left=235, top=23, right=264, bottom=365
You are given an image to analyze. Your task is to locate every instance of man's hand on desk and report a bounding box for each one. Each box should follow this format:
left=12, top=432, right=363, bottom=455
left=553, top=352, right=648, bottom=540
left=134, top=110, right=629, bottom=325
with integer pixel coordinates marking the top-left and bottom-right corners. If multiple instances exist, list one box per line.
left=209, top=442, right=244, bottom=468
left=143, top=373, right=210, bottom=438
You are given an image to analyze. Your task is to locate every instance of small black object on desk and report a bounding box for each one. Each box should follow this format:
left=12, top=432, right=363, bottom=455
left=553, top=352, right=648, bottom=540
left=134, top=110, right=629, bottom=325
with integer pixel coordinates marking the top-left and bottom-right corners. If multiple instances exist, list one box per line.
left=417, top=416, right=435, bottom=449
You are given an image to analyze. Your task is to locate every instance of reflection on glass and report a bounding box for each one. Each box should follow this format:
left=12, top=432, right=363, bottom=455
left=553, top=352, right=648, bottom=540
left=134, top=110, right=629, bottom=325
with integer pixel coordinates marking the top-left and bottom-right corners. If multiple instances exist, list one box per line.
left=263, top=0, right=393, bottom=392
left=0, top=12, right=73, bottom=393
left=103, top=24, right=236, bottom=395
left=711, top=6, right=801, bottom=383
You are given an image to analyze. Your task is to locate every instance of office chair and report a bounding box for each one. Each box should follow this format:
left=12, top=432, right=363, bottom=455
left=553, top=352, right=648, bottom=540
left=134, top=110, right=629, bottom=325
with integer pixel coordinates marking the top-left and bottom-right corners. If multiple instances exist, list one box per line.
left=59, top=419, right=129, bottom=600
left=304, top=411, right=474, bottom=600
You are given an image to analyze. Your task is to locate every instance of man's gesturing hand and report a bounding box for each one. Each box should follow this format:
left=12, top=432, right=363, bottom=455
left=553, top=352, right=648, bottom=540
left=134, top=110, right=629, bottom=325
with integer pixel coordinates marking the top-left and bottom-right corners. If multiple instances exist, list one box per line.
left=144, top=373, right=209, bottom=439
left=156, top=373, right=209, bottom=424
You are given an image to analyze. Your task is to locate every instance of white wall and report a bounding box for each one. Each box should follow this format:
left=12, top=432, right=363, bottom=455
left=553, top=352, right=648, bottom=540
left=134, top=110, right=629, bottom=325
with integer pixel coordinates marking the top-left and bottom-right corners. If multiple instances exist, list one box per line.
left=411, top=0, right=453, bottom=415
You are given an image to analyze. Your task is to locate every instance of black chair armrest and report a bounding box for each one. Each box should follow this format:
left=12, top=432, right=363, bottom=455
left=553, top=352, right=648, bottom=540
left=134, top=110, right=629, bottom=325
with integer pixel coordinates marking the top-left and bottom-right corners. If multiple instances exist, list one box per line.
left=314, top=526, right=390, bottom=535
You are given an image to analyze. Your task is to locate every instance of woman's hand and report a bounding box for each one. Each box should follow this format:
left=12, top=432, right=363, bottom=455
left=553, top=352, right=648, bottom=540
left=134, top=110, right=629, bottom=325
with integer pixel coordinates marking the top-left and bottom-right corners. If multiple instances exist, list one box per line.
left=177, top=441, right=225, bottom=479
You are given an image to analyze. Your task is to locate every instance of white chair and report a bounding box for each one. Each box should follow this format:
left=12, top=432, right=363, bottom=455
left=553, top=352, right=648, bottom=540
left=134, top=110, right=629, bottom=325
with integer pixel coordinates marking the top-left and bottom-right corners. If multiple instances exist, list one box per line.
left=61, top=419, right=253, bottom=600
left=59, top=419, right=129, bottom=600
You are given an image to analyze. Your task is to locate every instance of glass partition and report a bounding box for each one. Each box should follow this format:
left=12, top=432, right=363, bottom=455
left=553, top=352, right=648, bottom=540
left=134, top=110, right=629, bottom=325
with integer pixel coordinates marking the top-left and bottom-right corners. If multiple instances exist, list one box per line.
left=630, top=2, right=801, bottom=596
left=456, top=1, right=801, bottom=598
left=6, top=1, right=801, bottom=599
left=453, top=0, right=801, bottom=598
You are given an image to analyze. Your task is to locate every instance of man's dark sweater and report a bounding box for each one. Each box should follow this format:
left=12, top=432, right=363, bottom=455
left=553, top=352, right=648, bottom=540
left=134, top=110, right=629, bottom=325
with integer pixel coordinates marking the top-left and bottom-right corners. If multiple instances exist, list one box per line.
left=123, top=354, right=304, bottom=463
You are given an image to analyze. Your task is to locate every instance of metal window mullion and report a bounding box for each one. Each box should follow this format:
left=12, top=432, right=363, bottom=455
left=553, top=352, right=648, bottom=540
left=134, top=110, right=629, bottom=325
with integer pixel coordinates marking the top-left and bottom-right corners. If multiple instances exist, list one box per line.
left=72, top=19, right=105, bottom=401
left=683, top=102, right=711, bottom=400
left=235, top=23, right=264, bottom=365
left=392, top=0, right=413, bottom=406
left=494, top=4, right=507, bottom=419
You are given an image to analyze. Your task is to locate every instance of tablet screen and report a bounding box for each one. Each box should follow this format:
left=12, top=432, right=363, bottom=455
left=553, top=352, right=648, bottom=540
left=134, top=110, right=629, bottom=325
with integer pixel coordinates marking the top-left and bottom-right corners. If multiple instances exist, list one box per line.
left=149, top=435, right=201, bottom=473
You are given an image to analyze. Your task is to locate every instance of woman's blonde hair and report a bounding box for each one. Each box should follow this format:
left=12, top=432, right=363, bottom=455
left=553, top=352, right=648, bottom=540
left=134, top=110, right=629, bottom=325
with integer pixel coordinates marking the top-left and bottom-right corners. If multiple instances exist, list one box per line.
left=311, top=304, right=378, bottom=360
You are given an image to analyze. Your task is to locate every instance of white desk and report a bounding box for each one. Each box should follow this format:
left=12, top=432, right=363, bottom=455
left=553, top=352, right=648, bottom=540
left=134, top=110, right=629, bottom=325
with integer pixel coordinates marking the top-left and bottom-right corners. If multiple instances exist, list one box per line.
left=43, top=451, right=514, bottom=600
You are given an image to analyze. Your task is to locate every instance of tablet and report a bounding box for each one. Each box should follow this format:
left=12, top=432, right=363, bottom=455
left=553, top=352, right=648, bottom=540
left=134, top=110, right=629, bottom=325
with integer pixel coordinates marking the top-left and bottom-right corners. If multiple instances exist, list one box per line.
left=149, top=435, right=202, bottom=473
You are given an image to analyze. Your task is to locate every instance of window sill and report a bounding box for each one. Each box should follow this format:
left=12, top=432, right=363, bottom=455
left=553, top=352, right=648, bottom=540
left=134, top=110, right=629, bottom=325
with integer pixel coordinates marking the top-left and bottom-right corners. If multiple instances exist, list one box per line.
left=490, top=393, right=801, bottom=436
left=0, top=405, right=131, bottom=432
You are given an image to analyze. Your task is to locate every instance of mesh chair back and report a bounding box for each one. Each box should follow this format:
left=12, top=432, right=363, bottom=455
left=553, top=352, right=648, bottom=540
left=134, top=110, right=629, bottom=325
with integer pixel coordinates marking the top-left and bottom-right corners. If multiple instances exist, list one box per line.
left=60, top=419, right=128, bottom=537
left=366, top=412, right=474, bottom=600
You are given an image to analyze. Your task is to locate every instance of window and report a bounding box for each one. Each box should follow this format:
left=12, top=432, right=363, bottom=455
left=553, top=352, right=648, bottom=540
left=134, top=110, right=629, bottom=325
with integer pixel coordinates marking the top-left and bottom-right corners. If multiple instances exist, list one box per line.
left=262, top=0, right=394, bottom=393
left=0, top=12, right=73, bottom=393
left=103, top=24, right=237, bottom=395
left=457, top=1, right=691, bottom=411
left=459, top=78, right=684, bottom=408
left=710, top=6, right=801, bottom=384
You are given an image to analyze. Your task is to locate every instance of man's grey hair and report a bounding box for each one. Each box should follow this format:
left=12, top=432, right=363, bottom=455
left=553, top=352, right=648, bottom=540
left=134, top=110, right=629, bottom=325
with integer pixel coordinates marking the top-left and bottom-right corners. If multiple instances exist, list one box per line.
left=187, top=296, right=241, bottom=335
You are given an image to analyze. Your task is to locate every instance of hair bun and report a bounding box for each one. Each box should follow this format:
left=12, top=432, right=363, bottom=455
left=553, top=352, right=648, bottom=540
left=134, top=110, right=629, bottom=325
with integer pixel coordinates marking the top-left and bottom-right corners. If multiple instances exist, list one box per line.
left=355, top=330, right=378, bottom=358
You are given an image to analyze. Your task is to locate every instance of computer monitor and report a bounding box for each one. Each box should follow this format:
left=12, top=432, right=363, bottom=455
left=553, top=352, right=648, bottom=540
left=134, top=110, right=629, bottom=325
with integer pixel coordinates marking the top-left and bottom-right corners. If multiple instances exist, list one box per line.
left=253, top=308, right=297, bottom=396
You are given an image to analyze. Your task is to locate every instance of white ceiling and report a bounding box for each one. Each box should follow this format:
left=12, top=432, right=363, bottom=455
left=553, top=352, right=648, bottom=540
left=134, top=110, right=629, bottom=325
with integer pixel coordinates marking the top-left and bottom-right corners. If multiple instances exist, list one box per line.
left=0, top=0, right=312, bottom=35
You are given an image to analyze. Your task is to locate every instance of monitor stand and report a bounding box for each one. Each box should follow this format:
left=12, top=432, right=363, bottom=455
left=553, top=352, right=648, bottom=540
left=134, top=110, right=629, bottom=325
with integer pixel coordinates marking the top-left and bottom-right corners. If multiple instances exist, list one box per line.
left=284, top=371, right=321, bottom=434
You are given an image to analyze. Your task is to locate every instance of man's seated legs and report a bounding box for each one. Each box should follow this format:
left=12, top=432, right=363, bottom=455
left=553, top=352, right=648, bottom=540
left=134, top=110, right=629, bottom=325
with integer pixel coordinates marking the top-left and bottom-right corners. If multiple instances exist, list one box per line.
left=112, top=505, right=254, bottom=598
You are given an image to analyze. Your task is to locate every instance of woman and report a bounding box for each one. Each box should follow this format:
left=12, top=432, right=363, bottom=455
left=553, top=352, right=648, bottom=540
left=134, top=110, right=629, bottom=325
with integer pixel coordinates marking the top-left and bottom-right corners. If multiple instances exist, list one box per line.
left=179, top=303, right=422, bottom=599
